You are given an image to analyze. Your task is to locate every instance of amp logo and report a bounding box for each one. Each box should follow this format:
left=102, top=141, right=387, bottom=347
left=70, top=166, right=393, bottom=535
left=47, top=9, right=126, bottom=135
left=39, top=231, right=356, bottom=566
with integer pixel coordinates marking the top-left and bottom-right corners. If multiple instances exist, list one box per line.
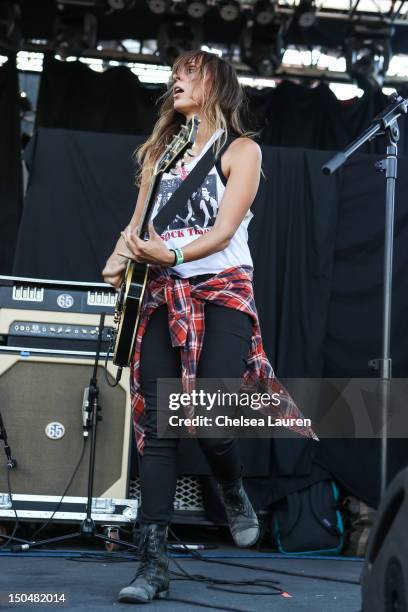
left=45, top=422, right=65, bottom=440
left=57, top=293, right=74, bottom=309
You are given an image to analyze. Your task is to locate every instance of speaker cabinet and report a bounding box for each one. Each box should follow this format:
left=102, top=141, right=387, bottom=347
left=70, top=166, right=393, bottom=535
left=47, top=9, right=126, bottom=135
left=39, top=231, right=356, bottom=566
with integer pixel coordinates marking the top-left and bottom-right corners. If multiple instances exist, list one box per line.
left=0, top=354, right=131, bottom=499
left=361, top=467, right=408, bottom=612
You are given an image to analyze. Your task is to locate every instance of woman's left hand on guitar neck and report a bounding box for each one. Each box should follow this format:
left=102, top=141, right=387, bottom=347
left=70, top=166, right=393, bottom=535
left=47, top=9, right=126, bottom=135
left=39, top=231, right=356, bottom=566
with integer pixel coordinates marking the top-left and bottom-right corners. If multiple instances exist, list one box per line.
left=118, top=222, right=175, bottom=267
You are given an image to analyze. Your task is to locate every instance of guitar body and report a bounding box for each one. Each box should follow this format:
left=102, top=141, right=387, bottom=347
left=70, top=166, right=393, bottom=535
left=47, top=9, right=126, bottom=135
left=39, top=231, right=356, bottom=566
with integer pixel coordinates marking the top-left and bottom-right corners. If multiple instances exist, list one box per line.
left=112, top=260, right=148, bottom=367
left=111, top=115, right=200, bottom=369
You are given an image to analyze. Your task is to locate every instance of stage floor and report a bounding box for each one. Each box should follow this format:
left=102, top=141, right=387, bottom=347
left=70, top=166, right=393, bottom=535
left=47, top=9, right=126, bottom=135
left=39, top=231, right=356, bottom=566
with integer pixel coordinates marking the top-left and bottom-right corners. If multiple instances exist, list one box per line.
left=0, top=549, right=362, bottom=612
left=0, top=541, right=363, bottom=611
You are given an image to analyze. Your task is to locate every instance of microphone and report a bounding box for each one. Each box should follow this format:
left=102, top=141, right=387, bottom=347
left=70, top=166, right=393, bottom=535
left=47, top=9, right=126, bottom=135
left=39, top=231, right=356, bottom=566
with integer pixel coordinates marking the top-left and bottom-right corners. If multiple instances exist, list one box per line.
left=82, top=386, right=91, bottom=437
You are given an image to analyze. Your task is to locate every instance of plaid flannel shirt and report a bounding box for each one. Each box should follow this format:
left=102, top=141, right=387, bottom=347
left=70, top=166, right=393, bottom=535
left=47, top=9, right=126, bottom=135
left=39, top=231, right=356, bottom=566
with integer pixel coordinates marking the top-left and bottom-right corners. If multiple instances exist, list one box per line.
left=130, top=264, right=319, bottom=454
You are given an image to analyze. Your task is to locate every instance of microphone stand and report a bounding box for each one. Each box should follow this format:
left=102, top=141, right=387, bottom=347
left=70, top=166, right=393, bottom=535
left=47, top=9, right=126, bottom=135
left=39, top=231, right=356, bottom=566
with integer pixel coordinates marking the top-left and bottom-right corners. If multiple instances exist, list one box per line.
left=0, top=410, right=17, bottom=470
left=0, top=411, right=32, bottom=547
left=4, top=313, right=137, bottom=553
left=322, top=92, right=408, bottom=502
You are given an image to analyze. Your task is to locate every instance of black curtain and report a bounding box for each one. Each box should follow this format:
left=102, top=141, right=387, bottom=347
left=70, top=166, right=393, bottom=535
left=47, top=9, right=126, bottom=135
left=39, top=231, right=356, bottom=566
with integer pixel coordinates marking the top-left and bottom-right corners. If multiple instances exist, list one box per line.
left=35, top=54, right=164, bottom=135
left=10, top=54, right=408, bottom=510
left=0, top=54, right=22, bottom=274
left=14, top=128, right=141, bottom=281
left=313, top=153, right=408, bottom=509
left=324, top=154, right=408, bottom=378
left=253, top=80, right=408, bottom=155
left=14, top=127, right=408, bottom=508
left=13, top=128, right=337, bottom=505
left=34, top=55, right=408, bottom=157
left=250, top=146, right=340, bottom=377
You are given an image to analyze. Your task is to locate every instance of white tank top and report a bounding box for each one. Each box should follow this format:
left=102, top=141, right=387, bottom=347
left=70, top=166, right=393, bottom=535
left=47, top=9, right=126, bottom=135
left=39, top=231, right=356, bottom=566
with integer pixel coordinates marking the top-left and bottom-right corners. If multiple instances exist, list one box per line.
left=149, top=129, right=254, bottom=278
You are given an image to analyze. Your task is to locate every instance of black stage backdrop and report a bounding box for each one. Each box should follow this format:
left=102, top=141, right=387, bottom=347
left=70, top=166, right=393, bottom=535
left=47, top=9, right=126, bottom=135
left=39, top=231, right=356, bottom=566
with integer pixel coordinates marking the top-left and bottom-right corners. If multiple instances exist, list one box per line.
left=255, top=80, right=408, bottom=156
left=35, top=55, right=408, bottom=156
left=4, top=55, right=408, bottom=277
left=316, top=153, right=408, bottom=510
left=14, top=128, right=140, bottom=280
left=13, top=127, right=408, bottom=509
left=36, top=54, right=164, bottom=135
left=0, top=54, right=22, bottom=274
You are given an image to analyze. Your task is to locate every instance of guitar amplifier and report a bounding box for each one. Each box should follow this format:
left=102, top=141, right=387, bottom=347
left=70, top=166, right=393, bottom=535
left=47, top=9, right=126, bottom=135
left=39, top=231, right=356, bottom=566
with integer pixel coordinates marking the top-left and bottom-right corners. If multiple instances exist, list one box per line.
left=0, top=276, right=136, bottom=526
left=0, top=354, right=132, bottom=497
left=0, top=275, right=118, bottom=358
left=0, top=276, right=207, bottom=526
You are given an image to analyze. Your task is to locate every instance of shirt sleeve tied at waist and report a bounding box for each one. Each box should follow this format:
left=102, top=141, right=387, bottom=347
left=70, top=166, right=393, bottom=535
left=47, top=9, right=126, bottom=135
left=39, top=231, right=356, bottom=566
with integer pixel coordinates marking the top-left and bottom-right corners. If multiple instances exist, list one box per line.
left=130, top=265, right=319, bottom=455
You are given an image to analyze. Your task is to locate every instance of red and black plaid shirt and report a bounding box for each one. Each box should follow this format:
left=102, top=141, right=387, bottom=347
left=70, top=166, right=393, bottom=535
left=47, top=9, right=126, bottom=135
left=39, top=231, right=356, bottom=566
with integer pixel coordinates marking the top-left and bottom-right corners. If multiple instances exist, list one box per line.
left=130, top=265, right=319, bottom=454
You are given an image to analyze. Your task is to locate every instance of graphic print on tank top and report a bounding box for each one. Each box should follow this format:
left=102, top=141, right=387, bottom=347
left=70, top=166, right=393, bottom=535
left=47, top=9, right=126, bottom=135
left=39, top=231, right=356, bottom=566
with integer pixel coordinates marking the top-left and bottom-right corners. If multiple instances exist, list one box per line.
left=149, top=128, right=253, bottom=278
left=154, top=172, right=218, bottom=232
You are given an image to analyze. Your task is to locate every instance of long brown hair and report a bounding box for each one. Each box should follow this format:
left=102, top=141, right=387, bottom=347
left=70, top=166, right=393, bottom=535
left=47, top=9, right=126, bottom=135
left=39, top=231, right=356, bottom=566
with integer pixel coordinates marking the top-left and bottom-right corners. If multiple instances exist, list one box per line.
left=134, top=50, right=255, bottom=187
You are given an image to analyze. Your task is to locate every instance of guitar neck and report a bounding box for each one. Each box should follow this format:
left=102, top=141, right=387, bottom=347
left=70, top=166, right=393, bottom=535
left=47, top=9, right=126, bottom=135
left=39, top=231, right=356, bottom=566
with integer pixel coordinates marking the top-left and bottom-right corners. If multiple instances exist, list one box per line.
left=136, top=173, right=162, bottom=238
left=135, top=116, right=200, bottom=238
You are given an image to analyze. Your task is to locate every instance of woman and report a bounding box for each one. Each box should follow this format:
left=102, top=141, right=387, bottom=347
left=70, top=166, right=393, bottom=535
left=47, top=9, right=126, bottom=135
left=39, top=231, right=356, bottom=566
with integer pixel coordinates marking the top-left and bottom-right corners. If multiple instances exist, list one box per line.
left=103, top=50, right=316, bottom=604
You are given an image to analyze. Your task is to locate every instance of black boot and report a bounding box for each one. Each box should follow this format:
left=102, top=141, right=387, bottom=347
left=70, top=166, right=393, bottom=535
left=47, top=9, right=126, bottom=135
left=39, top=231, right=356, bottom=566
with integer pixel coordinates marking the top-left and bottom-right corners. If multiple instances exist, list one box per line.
left=219, top=478, right=260, bottom=548
left=117, top=523, right=169, bottom=603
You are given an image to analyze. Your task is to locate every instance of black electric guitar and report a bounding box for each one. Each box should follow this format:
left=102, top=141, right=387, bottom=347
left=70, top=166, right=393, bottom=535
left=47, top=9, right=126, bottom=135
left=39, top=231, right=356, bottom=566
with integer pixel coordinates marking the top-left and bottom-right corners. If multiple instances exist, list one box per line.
left=111, top=115, right=200, bottom=370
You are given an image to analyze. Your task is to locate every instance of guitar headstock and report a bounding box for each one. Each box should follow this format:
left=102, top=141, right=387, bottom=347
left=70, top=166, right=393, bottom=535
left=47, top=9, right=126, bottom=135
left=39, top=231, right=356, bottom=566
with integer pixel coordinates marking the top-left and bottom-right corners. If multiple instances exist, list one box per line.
left=154, top=115, right=200, bottom=176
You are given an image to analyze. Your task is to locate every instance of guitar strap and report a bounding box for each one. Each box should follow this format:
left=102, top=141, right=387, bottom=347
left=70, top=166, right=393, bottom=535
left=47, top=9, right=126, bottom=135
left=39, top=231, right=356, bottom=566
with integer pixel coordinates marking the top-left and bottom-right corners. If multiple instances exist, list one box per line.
left=152, top=133, right=237, bottom=235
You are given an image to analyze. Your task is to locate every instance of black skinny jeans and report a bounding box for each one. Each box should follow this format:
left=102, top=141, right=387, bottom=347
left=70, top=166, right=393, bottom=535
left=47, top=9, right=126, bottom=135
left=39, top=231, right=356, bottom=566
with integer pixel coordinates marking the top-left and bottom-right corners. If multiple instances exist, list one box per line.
left=138, top=296, right=253, bottom=525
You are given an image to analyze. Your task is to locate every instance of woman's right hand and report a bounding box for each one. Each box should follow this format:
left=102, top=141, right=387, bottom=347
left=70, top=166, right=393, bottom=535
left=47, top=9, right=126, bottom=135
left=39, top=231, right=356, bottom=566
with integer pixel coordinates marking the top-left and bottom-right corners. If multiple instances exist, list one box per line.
left=102, top=253, right=128, bottom=290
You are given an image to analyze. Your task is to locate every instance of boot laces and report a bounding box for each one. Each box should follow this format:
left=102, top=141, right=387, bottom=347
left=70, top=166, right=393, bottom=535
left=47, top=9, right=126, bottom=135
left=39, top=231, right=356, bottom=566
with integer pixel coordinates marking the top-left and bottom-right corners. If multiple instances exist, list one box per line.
left=224, top=487, right=252, bottom=517
left=129, top=528, right=165, bottom=584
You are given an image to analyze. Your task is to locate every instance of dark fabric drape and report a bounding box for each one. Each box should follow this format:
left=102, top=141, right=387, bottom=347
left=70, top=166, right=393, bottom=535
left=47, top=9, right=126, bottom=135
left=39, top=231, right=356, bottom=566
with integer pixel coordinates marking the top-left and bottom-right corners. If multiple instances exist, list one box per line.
left=252, top=80, right=408, bottom=156
left=250, top=146, right=340, bottom=377
left=0, top=54, right=22, bottom=274
left=313, top=153, right=408, bottom=509
left=14, top=128, right=142, bottom=280
left=230, top=146, right=340, bottom=508
left=180, top=146, right=340, bottom=506
left=324, top=154, right=408, bottom=378
left=13, top=127, right=408, bottom=509
left=35, top=54, right=164, bottom=134
left=13, top=128, right=337, bottom=504
left=34, top=56, right=408, bottom=157
left=5, top=53, right=408, bottom=516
